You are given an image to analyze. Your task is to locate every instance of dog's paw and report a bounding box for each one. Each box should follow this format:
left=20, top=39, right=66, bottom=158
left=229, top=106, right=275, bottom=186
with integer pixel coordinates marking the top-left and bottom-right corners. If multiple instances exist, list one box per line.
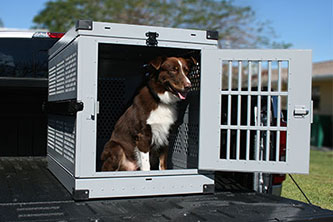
left=140, top=151, right=150, bottom=171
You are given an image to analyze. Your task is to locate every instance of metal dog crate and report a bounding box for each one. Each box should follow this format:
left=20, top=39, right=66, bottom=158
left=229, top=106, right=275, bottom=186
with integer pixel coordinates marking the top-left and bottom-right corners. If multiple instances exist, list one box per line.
left=47, top=20, right=312, bottom=200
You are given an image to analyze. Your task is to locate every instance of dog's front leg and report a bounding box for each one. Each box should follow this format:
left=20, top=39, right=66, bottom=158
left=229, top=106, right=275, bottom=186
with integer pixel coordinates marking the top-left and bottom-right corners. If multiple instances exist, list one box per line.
left=159, top=146, right=168, bottom=170
left=136, top=125, right=152, bottom=171
left=139, top=151, right=150, bottom=171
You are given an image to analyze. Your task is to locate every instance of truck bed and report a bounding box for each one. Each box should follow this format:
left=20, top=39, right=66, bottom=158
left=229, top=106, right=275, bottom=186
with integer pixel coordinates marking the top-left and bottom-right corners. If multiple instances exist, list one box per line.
left=0, top=157, right=332, bottom=222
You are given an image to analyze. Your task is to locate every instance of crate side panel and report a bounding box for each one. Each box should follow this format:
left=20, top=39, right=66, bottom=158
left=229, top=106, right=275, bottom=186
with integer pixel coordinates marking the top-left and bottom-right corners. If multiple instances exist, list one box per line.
left=48, top=42, right=78, bottom=102
left=47, top=114, right=76, bottom=174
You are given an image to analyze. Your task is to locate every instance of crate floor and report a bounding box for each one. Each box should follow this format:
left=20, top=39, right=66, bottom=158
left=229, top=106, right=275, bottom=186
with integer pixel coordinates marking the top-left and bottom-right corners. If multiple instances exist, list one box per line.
left=0, top=157, right=332, bottom=221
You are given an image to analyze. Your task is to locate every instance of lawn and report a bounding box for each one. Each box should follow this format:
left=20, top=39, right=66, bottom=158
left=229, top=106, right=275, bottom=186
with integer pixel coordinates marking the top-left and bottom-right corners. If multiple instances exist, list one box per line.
left=281, top=149, right=333, bottom=210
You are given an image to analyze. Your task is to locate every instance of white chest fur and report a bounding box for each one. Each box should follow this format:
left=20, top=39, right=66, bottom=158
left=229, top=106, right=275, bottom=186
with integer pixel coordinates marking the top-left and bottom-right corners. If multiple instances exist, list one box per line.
left=146, top=102, right=177, bottom=148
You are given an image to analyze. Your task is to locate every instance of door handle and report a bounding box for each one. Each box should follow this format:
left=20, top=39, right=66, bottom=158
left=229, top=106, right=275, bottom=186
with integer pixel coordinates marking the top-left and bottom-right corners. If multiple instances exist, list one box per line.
left=293, top=105, right=309, bottom=117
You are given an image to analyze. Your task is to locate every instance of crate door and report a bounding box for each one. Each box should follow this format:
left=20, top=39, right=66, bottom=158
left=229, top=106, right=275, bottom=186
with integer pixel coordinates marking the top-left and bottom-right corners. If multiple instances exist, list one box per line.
left=199, top=49, right=312, bottom=174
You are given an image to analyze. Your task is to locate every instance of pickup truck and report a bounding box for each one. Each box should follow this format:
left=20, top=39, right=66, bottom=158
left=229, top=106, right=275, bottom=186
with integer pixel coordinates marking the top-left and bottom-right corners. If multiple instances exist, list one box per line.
left=1, top=157, right=333, bottom=221
left=0, top=29, right=332, bottom=222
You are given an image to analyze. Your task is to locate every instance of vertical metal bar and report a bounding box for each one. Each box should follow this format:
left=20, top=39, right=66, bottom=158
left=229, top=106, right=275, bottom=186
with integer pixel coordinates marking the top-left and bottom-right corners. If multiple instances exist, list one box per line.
left=267, top=62, right=272, bottom=126
left=226, top=129, right=230, bottom=160
left=267, top=61, right=272, bottom=93
left=266, top=130, right=270, bottom=161
left=285, top=61, right=290, bottom=162
left=276, top=61, right=282, bottom=161
left=228, top=61, right=233, bottom=91
left=258, top=61, right=262, bottom=92
left=255, top=109, right=261, bottom=161
left=236, top=61, right=242, bottom=160
left=256, top=61, right=262, bottom=161
left=257, top=61, right=262, bottom=124
left=227, top=62, right=232, bottom=127
left=227, top=61, right=232, bottom=160
left=248, top=61, right=252, bottom=91
left=276, top=131, right=281, bottom=161
left=246, top=130, right=250, bottom=160
left=266, top=61, right=272, bottom=161
left=278, top=61, right=282, bottom=93
left=246, top=61, right=252, bottom=160
left=238, top=61, right=242, bottom=90
left=277, top=62, right=282, bottom=126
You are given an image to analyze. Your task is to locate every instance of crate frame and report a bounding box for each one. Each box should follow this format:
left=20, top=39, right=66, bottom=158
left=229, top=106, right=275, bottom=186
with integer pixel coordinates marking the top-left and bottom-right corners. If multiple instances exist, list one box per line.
left=47, top=21, right=312, bottom=200
left=48, top=21, right=217, bottom=199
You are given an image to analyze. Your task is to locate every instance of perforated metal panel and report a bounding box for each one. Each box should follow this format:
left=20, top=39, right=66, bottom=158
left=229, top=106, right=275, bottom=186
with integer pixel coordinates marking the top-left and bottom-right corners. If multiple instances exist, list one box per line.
left=48, top=43, right=77, bottom=101
left=47, top=115, right=76, bottom=174
left=169, top=65, right=201, bottom=169
left=97, top=77, right=126, bottom=139
left=199, top=49, right=312, bottom=174
left=96, top=77, right=127, bottom=170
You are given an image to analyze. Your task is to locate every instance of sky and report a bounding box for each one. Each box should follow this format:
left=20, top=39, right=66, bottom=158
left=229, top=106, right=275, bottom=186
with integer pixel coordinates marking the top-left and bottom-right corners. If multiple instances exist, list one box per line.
left=0, top=0, right=332, bottom=62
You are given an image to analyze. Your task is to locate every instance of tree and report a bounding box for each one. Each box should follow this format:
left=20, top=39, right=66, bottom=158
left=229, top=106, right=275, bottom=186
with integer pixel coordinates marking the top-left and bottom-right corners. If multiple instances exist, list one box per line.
left=0, top=18, right=4, bottom=28
left=33, top=0, right=289, bottom=48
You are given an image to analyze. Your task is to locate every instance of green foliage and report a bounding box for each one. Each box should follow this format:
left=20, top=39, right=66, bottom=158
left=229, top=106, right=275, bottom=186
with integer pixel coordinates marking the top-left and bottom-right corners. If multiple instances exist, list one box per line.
left=272, top=41, right=293, bottom=49
left=0, top=18, right=3, bottom=27
left=282, top=149, right=333, bottom=210
left=33, top=0, right=290, bottom=48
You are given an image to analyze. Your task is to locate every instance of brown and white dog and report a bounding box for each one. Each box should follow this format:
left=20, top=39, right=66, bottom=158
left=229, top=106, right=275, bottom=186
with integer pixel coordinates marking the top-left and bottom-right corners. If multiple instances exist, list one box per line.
left=101, top=56, right=196, bottom=171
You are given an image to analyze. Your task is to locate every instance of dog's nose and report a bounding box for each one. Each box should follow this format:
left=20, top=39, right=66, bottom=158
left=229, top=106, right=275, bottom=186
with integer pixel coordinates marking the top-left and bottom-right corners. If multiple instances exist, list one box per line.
left=184, top=81, right=192, bottom=89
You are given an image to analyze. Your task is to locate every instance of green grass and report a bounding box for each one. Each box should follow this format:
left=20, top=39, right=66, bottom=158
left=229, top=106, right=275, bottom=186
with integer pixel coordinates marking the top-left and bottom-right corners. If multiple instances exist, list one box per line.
left=281, top=149, right=333, bottom=210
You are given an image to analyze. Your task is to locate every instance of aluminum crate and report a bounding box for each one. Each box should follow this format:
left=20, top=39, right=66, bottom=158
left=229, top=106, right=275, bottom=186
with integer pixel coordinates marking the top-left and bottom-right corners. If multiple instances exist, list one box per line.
left=47, top=20, right=312, bottom=200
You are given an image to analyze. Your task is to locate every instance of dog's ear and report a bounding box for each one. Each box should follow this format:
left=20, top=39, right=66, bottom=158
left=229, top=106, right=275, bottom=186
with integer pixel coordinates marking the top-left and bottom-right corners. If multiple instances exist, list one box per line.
left=149, top=56, right=166, bottom=70
left=186, top=56, right=198, bottom=68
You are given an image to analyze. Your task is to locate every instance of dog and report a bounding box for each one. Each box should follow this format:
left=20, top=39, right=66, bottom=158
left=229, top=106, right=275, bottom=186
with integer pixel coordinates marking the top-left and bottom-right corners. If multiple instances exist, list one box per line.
left=101, top=56, right=196, bottom=171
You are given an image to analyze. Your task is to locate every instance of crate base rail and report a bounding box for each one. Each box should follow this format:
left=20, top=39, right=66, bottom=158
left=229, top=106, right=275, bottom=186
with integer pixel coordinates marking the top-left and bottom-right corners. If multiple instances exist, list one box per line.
left=48, top=155, right=214, bottom=200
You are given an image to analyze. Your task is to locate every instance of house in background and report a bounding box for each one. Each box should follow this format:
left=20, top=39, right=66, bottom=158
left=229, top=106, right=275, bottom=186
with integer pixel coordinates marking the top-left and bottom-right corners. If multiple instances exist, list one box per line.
left=311, top=60, right=333, bottom=148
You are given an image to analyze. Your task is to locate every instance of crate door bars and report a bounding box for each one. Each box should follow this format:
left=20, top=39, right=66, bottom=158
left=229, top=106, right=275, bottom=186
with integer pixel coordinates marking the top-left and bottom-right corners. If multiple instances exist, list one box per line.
left=199, top=49, right=312, bottom=174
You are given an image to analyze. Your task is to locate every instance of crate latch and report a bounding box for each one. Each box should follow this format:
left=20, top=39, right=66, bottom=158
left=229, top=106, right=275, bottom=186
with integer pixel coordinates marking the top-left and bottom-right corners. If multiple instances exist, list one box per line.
left=146, top=32, right=159, bottom=46
left=293, top=105, right=309, bottom=118
left=44, top=100, right=84, bottom=116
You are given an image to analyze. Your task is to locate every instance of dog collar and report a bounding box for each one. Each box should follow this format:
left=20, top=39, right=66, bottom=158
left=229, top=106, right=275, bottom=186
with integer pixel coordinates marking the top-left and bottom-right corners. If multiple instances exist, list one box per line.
left=147, top=83, right=160, bottom=103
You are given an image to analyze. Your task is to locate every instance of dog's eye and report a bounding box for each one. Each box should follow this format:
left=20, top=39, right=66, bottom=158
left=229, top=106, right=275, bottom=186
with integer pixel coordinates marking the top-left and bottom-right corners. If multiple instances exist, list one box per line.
left=170, top=67, right=178, bottom=72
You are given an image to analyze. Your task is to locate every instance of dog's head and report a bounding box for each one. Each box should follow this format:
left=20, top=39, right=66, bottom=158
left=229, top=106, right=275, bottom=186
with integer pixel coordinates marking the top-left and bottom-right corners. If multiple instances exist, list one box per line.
left=150, top=56, right=197, bottom=100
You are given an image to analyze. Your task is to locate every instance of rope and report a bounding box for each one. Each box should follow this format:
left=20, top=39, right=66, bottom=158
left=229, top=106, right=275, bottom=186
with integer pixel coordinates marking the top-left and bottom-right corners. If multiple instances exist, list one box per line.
left=288, top=174, right=312, bottom=205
